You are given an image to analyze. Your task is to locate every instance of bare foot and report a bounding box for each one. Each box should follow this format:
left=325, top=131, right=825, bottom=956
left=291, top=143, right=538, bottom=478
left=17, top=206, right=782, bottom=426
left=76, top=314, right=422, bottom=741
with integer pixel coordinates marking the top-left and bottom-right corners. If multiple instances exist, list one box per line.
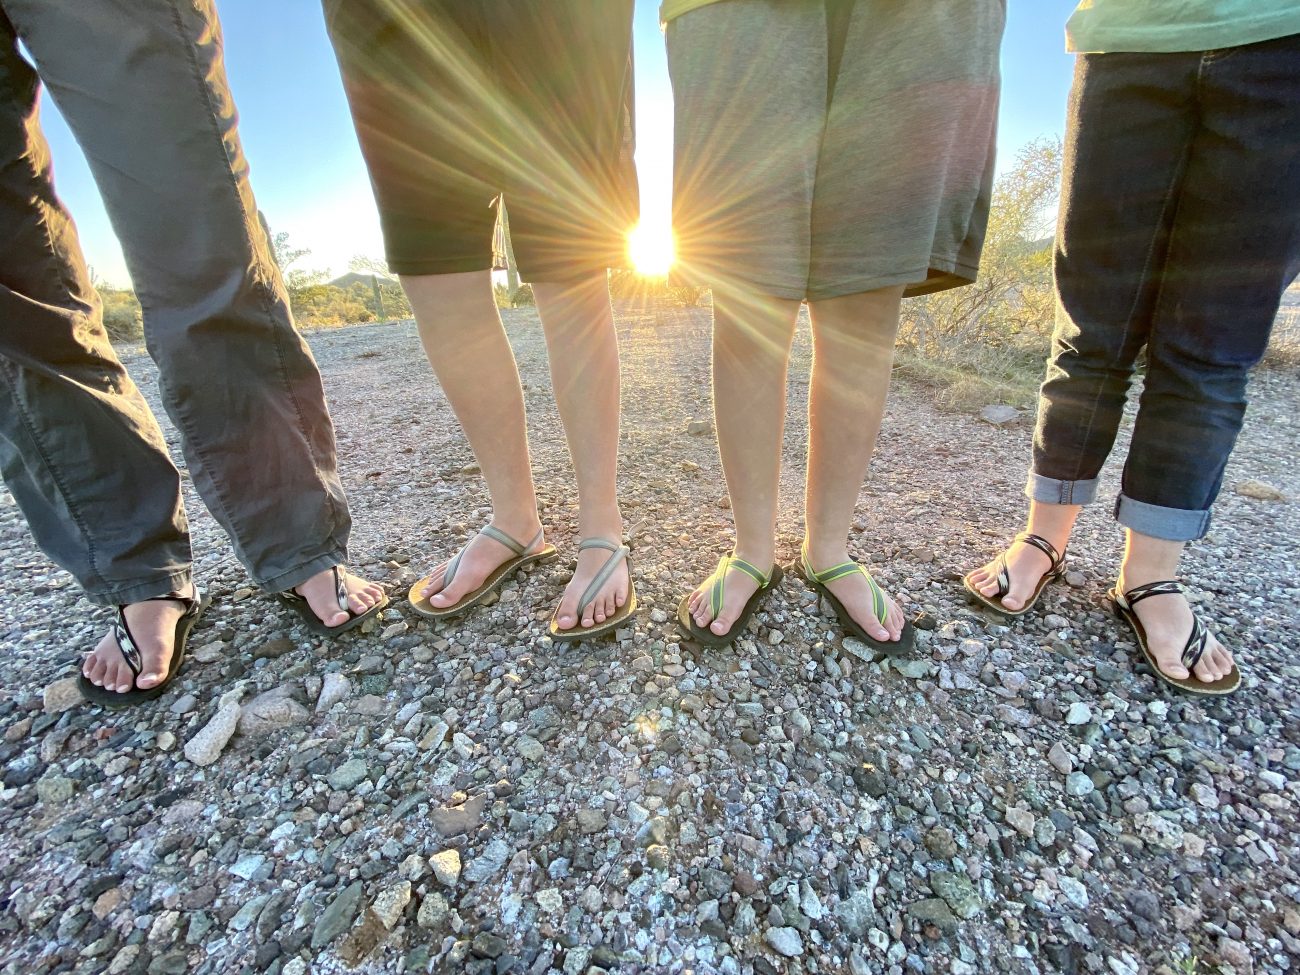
left=421, top=520, right=545, bottom=609
left=1116, top=572, right=1235, bottom=684
left=294, top=567, right=385, bottom=628
left=552, top=542, right=630, bottom=631
left=82, top=587, right=194, bottom=694
left=967, top=537, right=1057, bottom=612
left=805, top=546, right=905, bottom=643
left=687, top=551, right=772, bottom=638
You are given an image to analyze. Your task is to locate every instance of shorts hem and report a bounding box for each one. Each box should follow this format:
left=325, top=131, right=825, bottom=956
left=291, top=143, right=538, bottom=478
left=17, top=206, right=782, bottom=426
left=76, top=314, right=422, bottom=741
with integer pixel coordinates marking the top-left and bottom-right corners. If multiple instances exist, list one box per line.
left=386, top=256, right=495, bottom=277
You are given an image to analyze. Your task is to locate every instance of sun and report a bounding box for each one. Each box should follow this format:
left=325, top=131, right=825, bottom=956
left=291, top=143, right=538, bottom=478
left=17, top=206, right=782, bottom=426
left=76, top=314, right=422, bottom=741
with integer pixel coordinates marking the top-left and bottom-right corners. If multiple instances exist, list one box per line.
left=627, top=220, right=676, bottom=277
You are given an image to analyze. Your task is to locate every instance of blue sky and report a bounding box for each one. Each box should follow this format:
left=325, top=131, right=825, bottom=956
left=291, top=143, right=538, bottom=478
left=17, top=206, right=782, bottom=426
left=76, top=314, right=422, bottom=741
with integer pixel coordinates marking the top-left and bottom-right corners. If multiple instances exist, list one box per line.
left=32, top=0, right=1076, bottom=288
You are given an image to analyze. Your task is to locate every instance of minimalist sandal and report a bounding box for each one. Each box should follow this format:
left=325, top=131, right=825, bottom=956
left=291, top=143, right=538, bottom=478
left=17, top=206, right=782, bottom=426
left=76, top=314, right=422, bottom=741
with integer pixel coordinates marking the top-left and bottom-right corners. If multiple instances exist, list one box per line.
left=799, top=545, right=915, bottom=657
left=409, top=525, right=557, bottom=620
left=963, top=531, right=1066, bottom=618
left=78, top=588, right=210, bottom=709
left=548, top=538, right=637, bottom=642
left=1109, top=580, right=1241, bottom=696
left=277, top=565, right=389, bottom=636
left=677, top=554, right=784, bottom=648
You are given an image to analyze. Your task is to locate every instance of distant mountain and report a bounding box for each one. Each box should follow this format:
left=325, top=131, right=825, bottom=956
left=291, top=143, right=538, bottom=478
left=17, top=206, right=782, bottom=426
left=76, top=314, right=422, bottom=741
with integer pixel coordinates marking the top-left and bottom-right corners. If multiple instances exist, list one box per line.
left=328, top=271, right=392, bottom=290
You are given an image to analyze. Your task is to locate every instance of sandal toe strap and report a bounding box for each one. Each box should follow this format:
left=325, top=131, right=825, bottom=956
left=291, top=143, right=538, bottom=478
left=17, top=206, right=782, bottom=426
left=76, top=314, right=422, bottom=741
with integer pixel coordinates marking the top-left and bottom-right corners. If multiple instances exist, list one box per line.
left=1181, top=614, right=1211, bottom=672
left=994, top=554, right=1012, bottom=600
left=575, top=540, right=630, bottom=618
left=801, top=545, right=887, bottom=625
left=709, top=555, right=770, bottom=618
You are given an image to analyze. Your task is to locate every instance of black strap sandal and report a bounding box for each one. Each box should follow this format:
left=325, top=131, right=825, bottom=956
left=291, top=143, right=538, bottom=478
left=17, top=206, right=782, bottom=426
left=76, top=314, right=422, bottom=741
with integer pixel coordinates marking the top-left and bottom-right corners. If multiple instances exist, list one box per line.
left=277, top=565, right=389, bottom=636
left=78, top=588, right=210, bottom=709
left=1109, top=579, right=1241, bottom=696
left=797, top=543, right=915, bottom=657
left=677, top=554, right=784, bottom=648
left=963, top=531, right=1066, bottom=618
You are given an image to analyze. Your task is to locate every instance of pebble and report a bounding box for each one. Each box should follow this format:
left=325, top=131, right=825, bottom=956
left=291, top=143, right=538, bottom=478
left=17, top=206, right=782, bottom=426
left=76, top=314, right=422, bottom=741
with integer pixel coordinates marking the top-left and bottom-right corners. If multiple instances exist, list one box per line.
left=42, top=678, right=83, bottom=713
left=1065, top=771, right=1096, bottom=797
left=429, top=849, right=461, bottom=886
left=183, top=703, right=241, bottom=766
left=1064, top=702, right=1093, bottom=725
left=315, top=672, right=353, bottom=713
left=764, top=927, right=804, bottom=957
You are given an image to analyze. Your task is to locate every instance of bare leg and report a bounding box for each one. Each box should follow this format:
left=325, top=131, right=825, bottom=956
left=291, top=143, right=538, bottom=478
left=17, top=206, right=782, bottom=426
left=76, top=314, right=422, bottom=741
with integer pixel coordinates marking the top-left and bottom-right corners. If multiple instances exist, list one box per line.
left=687, top=286, right=800, bottom=636
left=801, top=287, right=906, bottom=642
left=533, top=274, right=629, bottom=629
left=401, top=271, right=545, bottom=607
left=968, top=501, right=1081, bottom=612
left=1116, top=531, right=1234, bottom=682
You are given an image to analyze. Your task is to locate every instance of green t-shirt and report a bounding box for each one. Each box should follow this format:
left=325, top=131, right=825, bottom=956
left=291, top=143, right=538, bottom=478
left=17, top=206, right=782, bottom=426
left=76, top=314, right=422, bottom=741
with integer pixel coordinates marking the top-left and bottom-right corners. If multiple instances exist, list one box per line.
left=1067, top=0, right=1300, bottom=53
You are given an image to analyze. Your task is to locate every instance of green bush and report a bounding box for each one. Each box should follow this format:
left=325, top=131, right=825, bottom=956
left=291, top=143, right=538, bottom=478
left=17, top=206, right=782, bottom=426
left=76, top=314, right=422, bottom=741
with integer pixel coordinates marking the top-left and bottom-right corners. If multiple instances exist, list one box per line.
left=494, top=282, right=535, bottom=308
left=99, top=288, right=143, bottom=341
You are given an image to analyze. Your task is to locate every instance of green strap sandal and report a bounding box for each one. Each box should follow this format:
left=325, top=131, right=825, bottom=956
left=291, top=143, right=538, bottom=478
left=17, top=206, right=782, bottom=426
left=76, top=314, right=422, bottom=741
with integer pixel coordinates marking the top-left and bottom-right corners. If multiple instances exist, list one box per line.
left=798, top=544, right=914, bottom=656
left=676, top=554, right=784, bottom=648
left=549, top=538, right=637, bottom=642
left=409, top=524, right=557, bottom=620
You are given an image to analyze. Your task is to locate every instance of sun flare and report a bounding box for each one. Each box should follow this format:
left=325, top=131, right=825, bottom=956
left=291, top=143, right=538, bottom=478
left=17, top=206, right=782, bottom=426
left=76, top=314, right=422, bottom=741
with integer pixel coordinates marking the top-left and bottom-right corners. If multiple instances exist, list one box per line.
left=627, top=220, right=676, bottom=277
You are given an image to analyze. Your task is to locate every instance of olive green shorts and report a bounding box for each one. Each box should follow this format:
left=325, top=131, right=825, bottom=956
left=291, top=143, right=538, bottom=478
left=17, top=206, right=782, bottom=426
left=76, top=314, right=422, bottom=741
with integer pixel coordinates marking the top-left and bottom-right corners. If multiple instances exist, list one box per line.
left=668, top=0, right=1005, bottom=300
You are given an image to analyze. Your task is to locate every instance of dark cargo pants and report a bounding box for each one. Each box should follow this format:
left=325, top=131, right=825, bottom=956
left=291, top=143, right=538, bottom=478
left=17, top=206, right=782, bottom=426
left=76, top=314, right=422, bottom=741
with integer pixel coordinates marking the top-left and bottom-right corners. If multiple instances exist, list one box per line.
left=0, top=0, right=351, bottom=606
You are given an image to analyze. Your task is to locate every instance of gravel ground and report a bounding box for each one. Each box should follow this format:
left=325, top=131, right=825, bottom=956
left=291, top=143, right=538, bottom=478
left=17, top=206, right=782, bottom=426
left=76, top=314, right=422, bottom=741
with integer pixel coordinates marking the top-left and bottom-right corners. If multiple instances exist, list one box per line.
left=1, top=304, right=1297, bottom=975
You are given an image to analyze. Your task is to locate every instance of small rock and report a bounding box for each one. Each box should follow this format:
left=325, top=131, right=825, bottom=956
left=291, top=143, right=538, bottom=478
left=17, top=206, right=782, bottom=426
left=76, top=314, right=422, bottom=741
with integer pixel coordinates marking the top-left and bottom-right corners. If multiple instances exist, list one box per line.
left=1234, top=479, right=1286, bottom=501
left=686, top=419, right=713, bottom=436
left=316, top=673, right=352, bottom=713
left=326, top=758, right=370, bottom=791
left=371, top=881, right=411, bottom=931
left=978, top=405, right=1020, bottom=426
left=429, top=850, right=461, bottom=887
left=1005, top=806, right=1035, bottom=837
left=764, top=927, right=804, bottom=958
left=1065, top=771, right=1095, bottom=797
left=430, top=794, right=485, bottom=837
left=183, top=704, right=241, bottom=766
left=237, top=686, right=309, bottom=737
left=416, top=892, right=449, bottom=929
left=36, top=774, right=74, bottom=804
left=43, top=678, right=83, bottom=714
left=1047, top=741, right=1074, bottom=774
left=312, top=882, right=363, bottom=949
left=1064, top=702, right=1092, bottom=726
left=516, top=735, right=544, bottom=762
left=575, top=808, right=607, bottom=834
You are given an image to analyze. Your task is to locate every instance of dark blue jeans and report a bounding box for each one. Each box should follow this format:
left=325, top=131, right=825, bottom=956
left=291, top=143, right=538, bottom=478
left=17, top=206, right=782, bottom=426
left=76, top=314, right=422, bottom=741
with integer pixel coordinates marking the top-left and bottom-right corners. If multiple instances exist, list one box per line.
left=1030, top=32, right=1300, bottom=542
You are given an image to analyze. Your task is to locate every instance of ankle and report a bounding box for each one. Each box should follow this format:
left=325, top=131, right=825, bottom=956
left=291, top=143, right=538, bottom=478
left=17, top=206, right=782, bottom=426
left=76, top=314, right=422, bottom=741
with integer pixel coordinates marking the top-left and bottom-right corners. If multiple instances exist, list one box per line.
left=802, top=536, right=849, bottom=571
left=490, top=508, right=544, bottom=542
left=576, top=504, right=623, bottom=543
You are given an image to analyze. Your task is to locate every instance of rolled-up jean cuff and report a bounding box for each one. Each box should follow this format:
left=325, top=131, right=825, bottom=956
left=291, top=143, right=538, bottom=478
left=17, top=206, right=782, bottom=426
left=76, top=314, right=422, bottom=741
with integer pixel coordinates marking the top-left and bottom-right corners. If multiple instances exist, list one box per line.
left=1025, top=473, right=1100, bottom=506
left=1113, top=493, right=1211, bottom=542
left=87, top=569, right=195, bottom=608
left=259, top=549, right=349, bottom=595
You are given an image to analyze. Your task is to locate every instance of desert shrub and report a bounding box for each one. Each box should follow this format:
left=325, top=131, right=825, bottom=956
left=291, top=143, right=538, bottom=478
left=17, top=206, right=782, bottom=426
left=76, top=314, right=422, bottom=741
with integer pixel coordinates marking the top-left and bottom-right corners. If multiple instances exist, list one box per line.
left=494, top=282, right=535, bottom=308
left=896, top=137, right=1062, bottom=409
left=99, top=288, right=143, bottom=341
left=290, top=284, right=375, bottom=326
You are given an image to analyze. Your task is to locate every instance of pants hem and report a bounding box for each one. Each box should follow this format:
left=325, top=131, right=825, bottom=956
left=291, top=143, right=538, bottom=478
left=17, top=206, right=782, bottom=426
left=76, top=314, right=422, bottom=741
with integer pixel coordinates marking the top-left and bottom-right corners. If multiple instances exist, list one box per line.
left=1113, top=493, right=1211, bottom=542
left=259, top=548, right=350, bottom=595
left=84, top=569, right=194, bottom=608
left=1025, top=473, right=1099, bottom=506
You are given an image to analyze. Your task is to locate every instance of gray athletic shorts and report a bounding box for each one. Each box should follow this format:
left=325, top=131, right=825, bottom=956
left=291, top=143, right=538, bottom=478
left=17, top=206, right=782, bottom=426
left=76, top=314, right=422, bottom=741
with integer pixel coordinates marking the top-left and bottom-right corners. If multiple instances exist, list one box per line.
left=667, top=0, right=1006, bottom=301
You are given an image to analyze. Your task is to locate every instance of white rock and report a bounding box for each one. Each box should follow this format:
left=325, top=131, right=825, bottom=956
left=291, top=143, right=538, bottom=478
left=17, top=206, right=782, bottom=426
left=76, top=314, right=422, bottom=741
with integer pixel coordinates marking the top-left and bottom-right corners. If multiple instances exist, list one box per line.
left=1064, top=702, right=1092, bottom=726
left=428, top=849, right=462, bottom=886
left=371, top=881, right=411, bottom=930
left=183, top=704, right=241, bottom=766
left=764, top=926, right=804, bottom=957
left=315, top=673, right=352, bottom=714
